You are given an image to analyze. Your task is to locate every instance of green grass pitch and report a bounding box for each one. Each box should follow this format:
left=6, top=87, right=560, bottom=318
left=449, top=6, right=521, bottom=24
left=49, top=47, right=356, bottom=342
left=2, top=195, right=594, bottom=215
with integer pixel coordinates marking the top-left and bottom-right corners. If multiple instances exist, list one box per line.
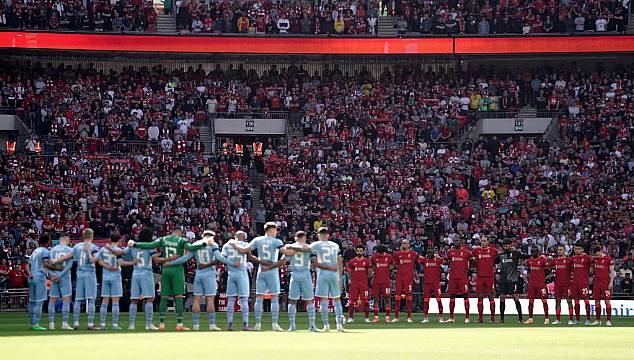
left=1, top=313, right=633, bottom=360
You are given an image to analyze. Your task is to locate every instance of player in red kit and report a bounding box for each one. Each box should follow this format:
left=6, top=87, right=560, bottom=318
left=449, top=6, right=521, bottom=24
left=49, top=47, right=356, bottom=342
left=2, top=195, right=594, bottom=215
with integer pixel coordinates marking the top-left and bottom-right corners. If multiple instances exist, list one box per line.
left=370, top=245, right=394, bottom=323
left=391, top=240, right=418, bottom=323
left=591, top=246, right=615, bottom=326
left=550, top=245, right=574, bottom=325
left=419, top=248, right=444, bottom=323
left=571, top=244, right=592, bottom=325
left=346, top=245, right=372, bottom=323
left=472, top=235, right=498, bottom=322
left=524, top=247, right=550, bottom=324
left=446, top=238, right=473, bottom=323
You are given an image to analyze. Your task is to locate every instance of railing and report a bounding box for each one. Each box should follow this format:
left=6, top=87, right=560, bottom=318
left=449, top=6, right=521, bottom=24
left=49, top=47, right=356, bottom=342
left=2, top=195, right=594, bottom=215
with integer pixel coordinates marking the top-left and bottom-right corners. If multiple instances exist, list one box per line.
left=0, top=288, right=29, bottom=312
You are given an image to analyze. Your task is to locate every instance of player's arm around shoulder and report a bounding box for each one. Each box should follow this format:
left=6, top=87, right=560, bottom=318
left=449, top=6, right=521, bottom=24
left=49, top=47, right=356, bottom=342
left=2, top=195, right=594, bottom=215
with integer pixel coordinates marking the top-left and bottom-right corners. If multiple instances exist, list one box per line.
left=183, top=237, right=207, bottom=251
left=132, top=237, right=162, bottom=249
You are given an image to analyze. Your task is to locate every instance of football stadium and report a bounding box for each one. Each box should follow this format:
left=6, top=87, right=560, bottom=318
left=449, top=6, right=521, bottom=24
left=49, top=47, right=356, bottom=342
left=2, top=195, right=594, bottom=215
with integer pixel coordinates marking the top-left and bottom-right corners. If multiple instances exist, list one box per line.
left=1, top=1, right=634, bottom=359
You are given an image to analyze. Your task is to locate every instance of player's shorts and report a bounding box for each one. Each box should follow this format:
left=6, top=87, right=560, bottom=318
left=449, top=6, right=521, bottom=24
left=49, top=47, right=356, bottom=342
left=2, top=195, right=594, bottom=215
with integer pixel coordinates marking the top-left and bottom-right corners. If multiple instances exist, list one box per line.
left=499, top=280, right=520, bottom=295
left=131, top=270, right=155, bottom=300
left=255, top=269, right=280, bottom=295
left=160, top=266, right=185, bottom=296
left=288, top=272, right=314, bottom=301
left=193, top=270, right=217, bottom=297
left=593, top=282, right=612, bottom=301
left=315, top=271, right=340, bottom=298
left=49, top=274, right=72, bottom=298
left=372, top=281, right=391, bottom=297
left=101, top=275, right=123, bottom=298
left=75, top=271, right=97, bottom=301
left=570, top=282, right=590, bottom=299
left=226, top=273, right=250, bottom=297
left=423, top=283, right=442, bottom=299
left=349, top=283, right=369, bottom=301
left=527, top=283, right=547, bottom=299
left=395, top=278, right=413, bottom=296
left=476, top=276, right=495, bottom=294
left=554, top=282, right=571, bottom=299
left=28, top=276, right=47, bottom=302
left=448, top=277, right=469, bottom=295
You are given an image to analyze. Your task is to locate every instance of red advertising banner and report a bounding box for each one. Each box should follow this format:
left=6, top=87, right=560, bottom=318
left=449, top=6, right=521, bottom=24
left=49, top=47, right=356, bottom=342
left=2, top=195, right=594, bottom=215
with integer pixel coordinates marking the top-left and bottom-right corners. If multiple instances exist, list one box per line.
left=454, top=35, right=634, bottom=54
left=0, top=32, right=453, bottom=54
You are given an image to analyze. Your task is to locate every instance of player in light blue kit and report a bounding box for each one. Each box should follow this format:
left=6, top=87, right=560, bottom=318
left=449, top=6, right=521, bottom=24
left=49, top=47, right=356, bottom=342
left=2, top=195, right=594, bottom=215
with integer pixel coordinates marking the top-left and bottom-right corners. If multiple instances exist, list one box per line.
left=311, top=227, right=345, bottom=332
left=96, top=232, right=138, bottom=330
left=221, top=230, right=253, bottom=331
left=47, top=235, right=73, bottom=330
left=231, top=222, right=284, bottom=331
left=124, top=227, right=160, bottom=331
left=26, top=234, right=55, bottom=331
left=71, top=228, right=100, bottom=330
left=166, top=230, right=239, bottom=331
left=282, top=231, right=317, bottom=331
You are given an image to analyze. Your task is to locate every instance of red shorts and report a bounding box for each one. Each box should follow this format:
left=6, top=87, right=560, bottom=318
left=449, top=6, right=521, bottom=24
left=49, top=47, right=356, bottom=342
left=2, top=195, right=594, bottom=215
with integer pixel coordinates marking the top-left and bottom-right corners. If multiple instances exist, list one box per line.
left=476, top=277, right=495, bottom=294
left=448, top=277, right=468, bottom=295
left=423, top=283, right=442, bottom=299
left=349, top=283, right=369, bottom=301
left=571, top=282, right=590, bottom=300
left=395, top=278, right=413, bottom=296
left=527, top=283, right=547, bottom=300
left=372, top=281, right=391, bottom=298
left=554, top=283, right=571, bottom=299
left=593, top=283, right=612, bottom=301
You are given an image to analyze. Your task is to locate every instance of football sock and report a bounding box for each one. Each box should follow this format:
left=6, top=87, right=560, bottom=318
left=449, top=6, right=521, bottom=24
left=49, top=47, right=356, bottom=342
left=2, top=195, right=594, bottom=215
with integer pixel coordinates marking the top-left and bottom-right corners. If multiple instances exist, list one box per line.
left=423, top=298, right=430, bottom=316
left=73, top=300, right=81, bottom=324
left=556, top=306, right=561, bottom=321
left=87, top=299, right=96, bottom=325
left=28, top=300, right=34, bottom=325
left=528, top=299, right=534, bottom=318
left=208, top=312, right=216, bottom=326
left=112, top=302, right=120, bottom=325
left=240, top=297, right=249, bottom=324
left=175, top=297, right=184, bottom=325
left=584, top=300, right=591, bottom=321
left=320, top=299, right=329, bottom=326
left=364, top=302, right=370, bottom=318
left=348, top=300, right=354, bottom=319
left=542, top=300, right=548, bottom=319
left=574, top=300, right=581, bottom=321
left=254, top=297, right=263, bottom=325
left=159, top=297, right=167, bottom=323
left=33, top=300, right=43, bottom=326
left=288, top=303, right=297, bottom=328
left=48, top=299, right=56, bottom=324
left=394, top=296, right=401, bottom=318
left=595, top=302, right=601, bottom=321
left=226, top=297, right=235, bottom=324
left=129, top=303, right=137, bottom=326
left=568, top=305, right=574, bottom=320
left=100, top=302, right=108, bottom=325
left=464, top=298, right=470, bottom=319
left=514, top=298, right=522, bottom=321
left=500, top=299, right=506, bottom=321
left=406, top=298, right=413, bottom=318
left=306, top=302, right=316, bottom=329
left=490, top=299, right=496, bottom=321
left=144, top=302, right=153, bottom=327
left=62, top=300, right=70, bottom=324
left=333, top=299, right=343, bottom=326
left=192, top=312, right=200, bottom=327
left=271, top=296, right=280, bottom=324
left=477, top=299, right=484, bottom=321
left=606, top=304, right=612, bottom=321
left=449, top=298, right=456, bottom=318
left=437, top=297, right=444, bottom=317
left=374, top=302, right=379, bottom=317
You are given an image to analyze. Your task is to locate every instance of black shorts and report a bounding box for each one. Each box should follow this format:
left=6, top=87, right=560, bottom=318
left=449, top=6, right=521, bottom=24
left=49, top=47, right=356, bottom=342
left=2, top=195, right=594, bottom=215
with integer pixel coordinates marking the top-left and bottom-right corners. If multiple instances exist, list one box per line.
left=499, top=281, right=520, bottom=295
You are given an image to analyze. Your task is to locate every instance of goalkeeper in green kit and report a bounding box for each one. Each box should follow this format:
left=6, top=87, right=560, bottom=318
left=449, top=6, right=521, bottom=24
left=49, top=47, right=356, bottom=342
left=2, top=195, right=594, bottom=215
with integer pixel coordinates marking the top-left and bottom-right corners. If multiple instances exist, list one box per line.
left=128, top=226, right=212, bottom=331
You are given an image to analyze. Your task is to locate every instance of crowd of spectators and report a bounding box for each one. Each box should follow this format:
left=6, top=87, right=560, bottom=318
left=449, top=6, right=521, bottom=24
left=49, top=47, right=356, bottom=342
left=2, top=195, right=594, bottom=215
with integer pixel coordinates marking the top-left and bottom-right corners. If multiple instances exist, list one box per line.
left=0, top=0, right=158, bottom=32
left=1, top=59, right=633, bottom=296
left=0, top=0, right=628, bottom=36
